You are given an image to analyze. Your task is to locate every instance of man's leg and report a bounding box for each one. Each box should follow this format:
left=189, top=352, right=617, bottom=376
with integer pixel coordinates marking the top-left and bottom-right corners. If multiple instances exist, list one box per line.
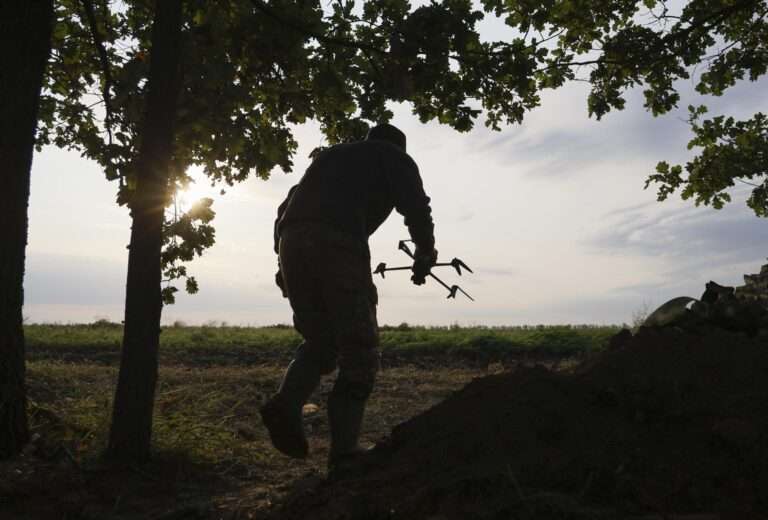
left=261, top=227, right=337, bottom=458
left=313, top=233, right=380, bottom=473
left=325, top=285, right=380, bottom=472
left=327, top=363, right=376, bottom=461
left=260, top=341, right=335, bottom=459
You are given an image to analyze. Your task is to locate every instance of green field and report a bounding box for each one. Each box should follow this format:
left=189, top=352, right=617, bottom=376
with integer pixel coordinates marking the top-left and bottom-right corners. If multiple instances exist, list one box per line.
left=7, top=323, right=622, bottom=518
left=25, top=322, right=622, bottom=366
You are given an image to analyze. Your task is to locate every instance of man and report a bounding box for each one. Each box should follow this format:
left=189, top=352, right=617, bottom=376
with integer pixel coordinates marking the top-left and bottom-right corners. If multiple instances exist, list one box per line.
left=260, top=123, right=437, bottom=476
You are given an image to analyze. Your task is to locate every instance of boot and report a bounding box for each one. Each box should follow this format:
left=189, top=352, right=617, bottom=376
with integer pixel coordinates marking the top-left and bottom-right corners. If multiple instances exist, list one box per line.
left=327, top=380, right=372, bottom=479
left=260, top=356, right=321, bottom=459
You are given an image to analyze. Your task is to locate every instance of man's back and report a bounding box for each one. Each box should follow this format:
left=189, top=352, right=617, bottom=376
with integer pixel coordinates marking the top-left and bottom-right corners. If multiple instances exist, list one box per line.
left=278, top=140, right=434, bottom=251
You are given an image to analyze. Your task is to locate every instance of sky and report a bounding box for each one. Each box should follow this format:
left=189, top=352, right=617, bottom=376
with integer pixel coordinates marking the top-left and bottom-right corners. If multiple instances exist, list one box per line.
left=24, top=24, right=768, bottom=327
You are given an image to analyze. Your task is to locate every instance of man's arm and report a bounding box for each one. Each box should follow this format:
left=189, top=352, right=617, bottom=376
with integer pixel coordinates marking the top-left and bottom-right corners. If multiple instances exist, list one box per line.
left=274, top=185, right=297, bottom=297
left=274, top=185, right=298, bottom=254
left=388, top=153, right=435, bottom=254
left=387, top=152, right=437, bottom=284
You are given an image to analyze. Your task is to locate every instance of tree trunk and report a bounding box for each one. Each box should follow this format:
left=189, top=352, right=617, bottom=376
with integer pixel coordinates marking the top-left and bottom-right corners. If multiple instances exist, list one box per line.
left=0, top=0, right=54, bottom=460
left=106, top=0, right=183, bottom=463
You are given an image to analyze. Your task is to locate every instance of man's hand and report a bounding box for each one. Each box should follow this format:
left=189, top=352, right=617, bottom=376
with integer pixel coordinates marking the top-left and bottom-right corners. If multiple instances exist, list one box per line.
left=276, top=269, right=288, bottom=298
left=411, top=248, right=438, bottom=285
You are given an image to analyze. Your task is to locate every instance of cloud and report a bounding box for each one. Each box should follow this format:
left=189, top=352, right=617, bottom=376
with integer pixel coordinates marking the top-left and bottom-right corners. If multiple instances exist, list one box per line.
left=463, top=75, right=768, bottom=178
left=23, top=250, right=289, bottom=324
left=481, top=267, right=518, bottom=278
left=585, top=197, right=768, bottom=305
left=588, top=196, right=768, bottom=260
left=471, top=107, right=688, bottom=178
left=24, top=253, right=126, bottom=306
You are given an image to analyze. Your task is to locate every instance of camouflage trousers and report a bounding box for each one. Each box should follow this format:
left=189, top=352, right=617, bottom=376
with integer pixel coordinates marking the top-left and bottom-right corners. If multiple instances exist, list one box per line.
left=279, top=223, right=380, bottom=391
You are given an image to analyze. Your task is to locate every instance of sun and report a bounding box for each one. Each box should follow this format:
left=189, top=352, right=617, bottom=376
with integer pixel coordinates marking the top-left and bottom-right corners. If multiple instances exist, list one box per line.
left=175, top=169, right=220, bottom=213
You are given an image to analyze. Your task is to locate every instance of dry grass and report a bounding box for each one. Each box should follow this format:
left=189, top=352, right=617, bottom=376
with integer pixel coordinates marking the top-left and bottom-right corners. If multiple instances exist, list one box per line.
left=10, top=323, right=616, bottom=518
left=19, top=359, right=491, bottom=518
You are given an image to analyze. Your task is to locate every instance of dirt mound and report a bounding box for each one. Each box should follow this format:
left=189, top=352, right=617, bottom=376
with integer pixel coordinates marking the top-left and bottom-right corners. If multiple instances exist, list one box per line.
left=277, top=327, right=768, bottom=519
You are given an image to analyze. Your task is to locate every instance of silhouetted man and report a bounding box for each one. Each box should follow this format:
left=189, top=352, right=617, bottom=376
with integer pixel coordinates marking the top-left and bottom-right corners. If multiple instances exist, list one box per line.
left=260, top=123, right=437, bottom=477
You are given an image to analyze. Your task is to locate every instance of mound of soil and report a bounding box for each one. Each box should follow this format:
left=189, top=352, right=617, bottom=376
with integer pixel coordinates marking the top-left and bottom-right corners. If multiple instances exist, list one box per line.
left=278, top=327, right=768, bottom=519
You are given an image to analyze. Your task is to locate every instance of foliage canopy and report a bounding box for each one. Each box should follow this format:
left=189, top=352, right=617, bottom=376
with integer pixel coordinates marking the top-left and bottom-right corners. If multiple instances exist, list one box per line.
left=40, top=0, right=768, bottom=291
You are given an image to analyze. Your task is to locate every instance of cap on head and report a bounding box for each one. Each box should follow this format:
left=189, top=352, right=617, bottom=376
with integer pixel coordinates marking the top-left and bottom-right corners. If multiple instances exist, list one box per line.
left=365, top=123, right=406, bottom=152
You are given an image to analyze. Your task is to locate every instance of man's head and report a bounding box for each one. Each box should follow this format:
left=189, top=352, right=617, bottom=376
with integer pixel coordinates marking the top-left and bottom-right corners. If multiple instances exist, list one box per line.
left=365, top=123, right=406, bottom=152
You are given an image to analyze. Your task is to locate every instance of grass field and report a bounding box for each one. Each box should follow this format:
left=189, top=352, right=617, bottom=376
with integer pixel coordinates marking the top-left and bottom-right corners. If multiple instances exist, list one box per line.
left=25, top=321, right=621, bottom=365
left=6, top=323, right=622, bottom=518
